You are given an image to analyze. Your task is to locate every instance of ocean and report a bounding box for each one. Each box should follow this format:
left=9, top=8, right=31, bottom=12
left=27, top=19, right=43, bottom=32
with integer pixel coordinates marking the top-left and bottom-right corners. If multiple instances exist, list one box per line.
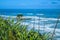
left=0, top=9, right=60, bottom=40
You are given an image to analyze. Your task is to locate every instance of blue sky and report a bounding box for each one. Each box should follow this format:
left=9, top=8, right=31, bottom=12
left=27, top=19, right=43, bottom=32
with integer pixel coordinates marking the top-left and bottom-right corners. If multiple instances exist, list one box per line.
left=0, top=0, right=60, bottom=9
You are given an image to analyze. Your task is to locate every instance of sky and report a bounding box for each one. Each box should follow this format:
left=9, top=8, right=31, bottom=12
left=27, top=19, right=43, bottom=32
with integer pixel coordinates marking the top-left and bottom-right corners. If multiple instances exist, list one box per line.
left=0, top=0, right=60, bottom=9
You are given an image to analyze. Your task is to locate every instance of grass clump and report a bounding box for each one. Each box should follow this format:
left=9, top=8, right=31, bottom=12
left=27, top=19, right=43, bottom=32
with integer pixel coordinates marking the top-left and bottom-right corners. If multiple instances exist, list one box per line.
left=0, top=16, right=49, bottom=40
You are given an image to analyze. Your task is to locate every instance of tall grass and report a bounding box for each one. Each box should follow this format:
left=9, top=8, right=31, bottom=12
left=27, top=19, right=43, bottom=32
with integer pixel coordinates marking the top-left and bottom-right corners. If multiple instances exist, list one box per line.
left=0, top=15, right=49, bottom=40
left=51, top=16, right=60, bottom=40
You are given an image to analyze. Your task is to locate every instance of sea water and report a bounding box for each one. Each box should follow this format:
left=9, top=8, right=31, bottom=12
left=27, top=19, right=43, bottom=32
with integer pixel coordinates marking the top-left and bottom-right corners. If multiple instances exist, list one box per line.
left=0, top=9, right=60, bottom=40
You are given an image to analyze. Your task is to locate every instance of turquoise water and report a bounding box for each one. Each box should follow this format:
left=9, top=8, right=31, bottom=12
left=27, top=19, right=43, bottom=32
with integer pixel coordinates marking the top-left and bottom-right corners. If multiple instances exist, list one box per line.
left=0, top=9, right=60, bottom=17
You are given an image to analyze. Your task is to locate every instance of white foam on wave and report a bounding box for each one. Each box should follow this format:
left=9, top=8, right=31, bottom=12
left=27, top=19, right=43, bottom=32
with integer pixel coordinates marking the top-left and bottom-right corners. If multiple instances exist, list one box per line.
left=0, top=15, right=60, bottom=21
left=0, top=15, right=60, bottom=38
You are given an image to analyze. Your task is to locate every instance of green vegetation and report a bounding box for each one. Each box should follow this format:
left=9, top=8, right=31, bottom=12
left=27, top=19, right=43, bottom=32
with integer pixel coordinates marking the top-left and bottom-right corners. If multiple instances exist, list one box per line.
left=0, top=15, right=50, bottom=40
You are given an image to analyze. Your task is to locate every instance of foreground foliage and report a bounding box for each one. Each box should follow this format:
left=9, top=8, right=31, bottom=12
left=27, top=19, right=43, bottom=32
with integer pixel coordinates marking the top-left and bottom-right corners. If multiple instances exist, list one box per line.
left=0, top=17, right=49, bottom=40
